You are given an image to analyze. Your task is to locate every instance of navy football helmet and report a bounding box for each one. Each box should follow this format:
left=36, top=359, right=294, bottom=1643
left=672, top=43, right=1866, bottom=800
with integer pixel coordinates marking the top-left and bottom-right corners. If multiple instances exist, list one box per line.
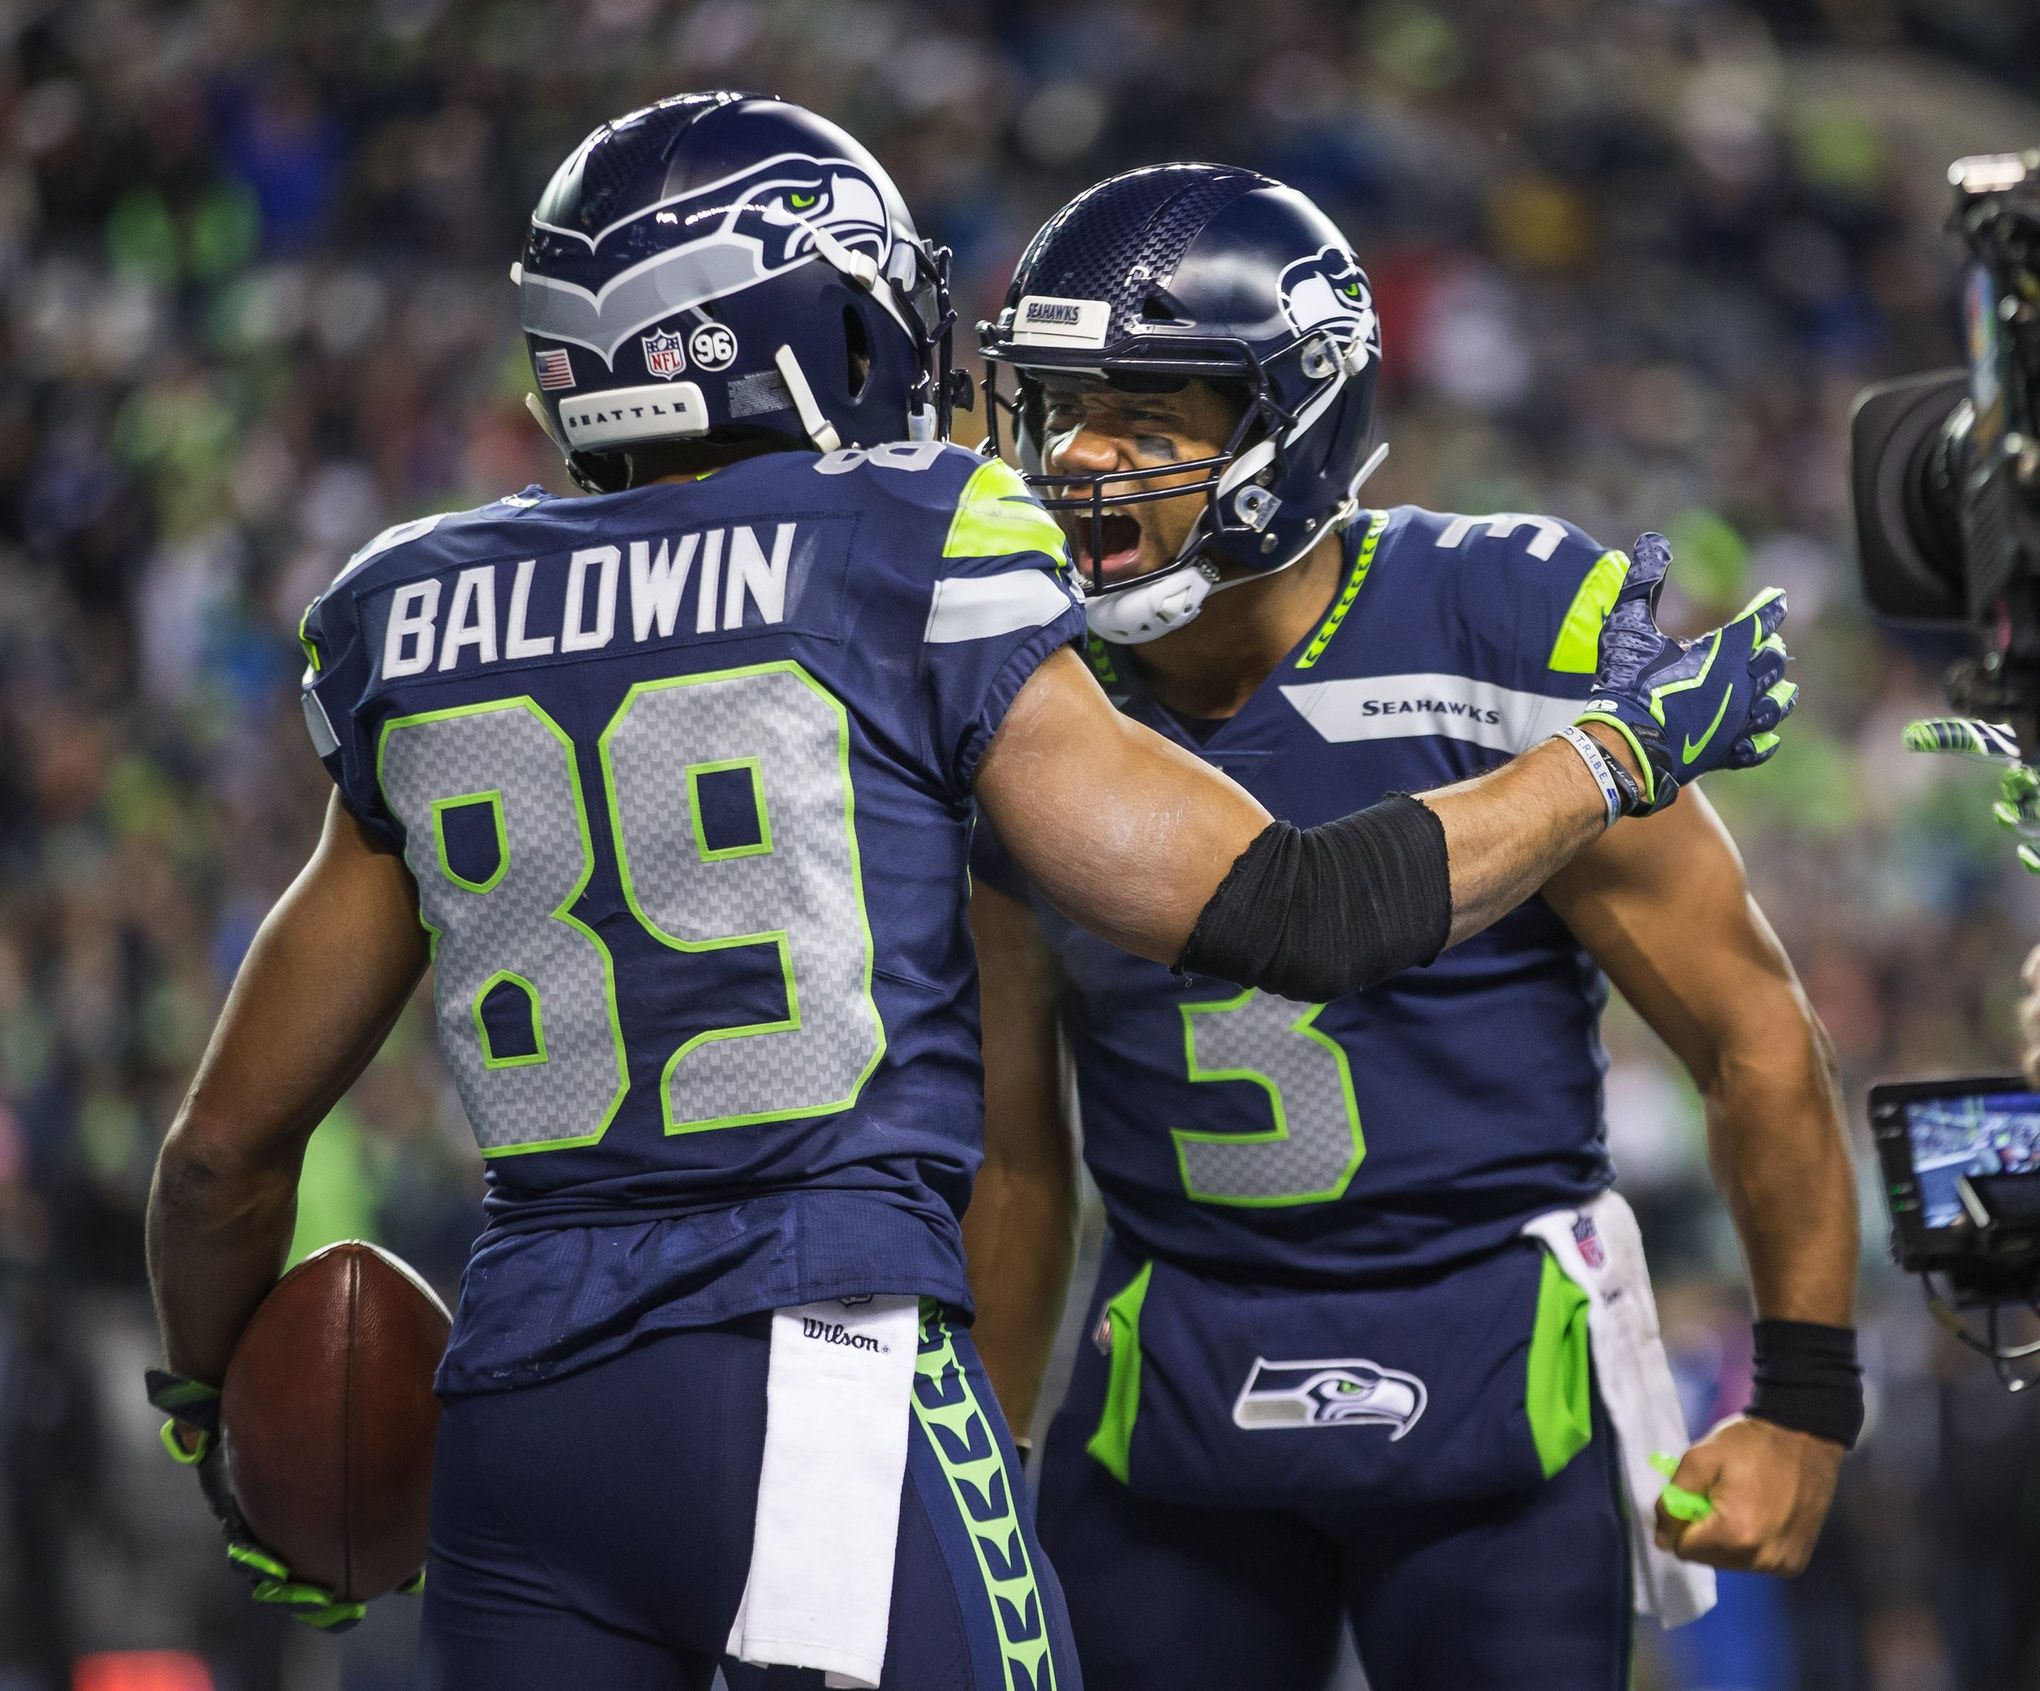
left=517, top=92, right=957, bottom=492
left=981, top=164, right=1384, bottom=641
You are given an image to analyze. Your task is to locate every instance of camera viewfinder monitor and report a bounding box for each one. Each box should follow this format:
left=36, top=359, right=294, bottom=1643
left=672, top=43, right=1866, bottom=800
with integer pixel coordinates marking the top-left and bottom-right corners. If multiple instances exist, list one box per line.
left=1871, top=1077, right=2040, bottom=1271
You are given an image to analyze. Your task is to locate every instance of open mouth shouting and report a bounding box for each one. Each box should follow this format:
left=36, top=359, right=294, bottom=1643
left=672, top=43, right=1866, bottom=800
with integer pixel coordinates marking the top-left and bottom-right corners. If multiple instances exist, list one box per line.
left=1066, top=510, right=1147, bottom=587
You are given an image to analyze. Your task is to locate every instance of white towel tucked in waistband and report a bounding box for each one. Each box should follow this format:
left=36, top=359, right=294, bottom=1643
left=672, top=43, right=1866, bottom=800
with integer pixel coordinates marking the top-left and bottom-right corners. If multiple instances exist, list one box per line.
left=726, top=1294, right=920, bottom=1688
left=1522, top=1191, right=1717, bottom=1629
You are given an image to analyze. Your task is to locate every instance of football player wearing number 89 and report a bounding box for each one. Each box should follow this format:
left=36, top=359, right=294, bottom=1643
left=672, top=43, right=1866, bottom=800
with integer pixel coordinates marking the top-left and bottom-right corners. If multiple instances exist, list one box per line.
left=147, top=99, right=1794, bottom=1691
left=967, top=165, right=1858, bottom=1691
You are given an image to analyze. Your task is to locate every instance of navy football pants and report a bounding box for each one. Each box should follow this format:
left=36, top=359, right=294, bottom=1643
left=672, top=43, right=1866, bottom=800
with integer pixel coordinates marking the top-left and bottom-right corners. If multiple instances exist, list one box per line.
left=1036, top=1367, right=1631, bottom=1691
left=422, top=1311, right=1079, bottom=1690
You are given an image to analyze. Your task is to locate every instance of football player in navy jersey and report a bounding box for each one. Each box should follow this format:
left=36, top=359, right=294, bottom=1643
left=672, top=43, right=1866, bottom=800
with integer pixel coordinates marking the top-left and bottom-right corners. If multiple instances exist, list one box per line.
left=968, top=165, right=1858, bottom=1691
left=142, top=99, right=1797, bottom=1691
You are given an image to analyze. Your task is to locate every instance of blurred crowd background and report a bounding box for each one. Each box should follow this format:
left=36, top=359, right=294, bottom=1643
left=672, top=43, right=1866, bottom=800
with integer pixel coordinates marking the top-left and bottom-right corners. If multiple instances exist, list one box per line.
left=3, top=0, right=2040, bottom=1686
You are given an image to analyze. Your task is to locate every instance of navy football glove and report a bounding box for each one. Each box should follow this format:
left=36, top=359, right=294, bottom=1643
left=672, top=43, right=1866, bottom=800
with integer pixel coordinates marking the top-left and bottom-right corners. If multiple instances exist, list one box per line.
left=146, top=1367, right=400, bottom=1632
left=1576, top=532, right=1797, bottom=815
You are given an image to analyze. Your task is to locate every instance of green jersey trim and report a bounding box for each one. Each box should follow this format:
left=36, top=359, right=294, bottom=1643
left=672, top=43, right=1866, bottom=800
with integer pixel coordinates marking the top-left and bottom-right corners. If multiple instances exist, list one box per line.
left=1525, top=1249, right=1594, bottom=1479
left=943, top=457, right=1070, bottom=564
left=1086, top=1259, right=1154, bottom=1484
left=1548, top=548, right=1630, bottom=674
left=1296, top=509, right=1389, bottom=670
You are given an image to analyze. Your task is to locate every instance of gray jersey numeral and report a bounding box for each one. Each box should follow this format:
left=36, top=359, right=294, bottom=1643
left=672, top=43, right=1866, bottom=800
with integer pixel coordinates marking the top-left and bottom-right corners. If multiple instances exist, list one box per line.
left=1172, top=989, right=1365, bottom=1205
left=375, top=662, right=881, bottom=1156
left=601, top=664, right=882, bottom=1132
left=380, top=700, right=628, bottom=1153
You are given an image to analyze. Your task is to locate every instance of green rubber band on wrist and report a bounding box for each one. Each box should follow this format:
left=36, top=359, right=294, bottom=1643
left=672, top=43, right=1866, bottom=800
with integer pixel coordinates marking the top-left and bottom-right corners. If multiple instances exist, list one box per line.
left=159, top=1419, right=210, bottom=1466
left=1649, top=1450, right=1713, bottom=1521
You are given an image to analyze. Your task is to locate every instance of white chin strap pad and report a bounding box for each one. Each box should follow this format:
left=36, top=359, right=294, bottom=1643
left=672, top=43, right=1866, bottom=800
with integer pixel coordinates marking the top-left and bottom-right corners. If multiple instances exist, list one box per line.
left=1085, top=566, right=1214, bottom=645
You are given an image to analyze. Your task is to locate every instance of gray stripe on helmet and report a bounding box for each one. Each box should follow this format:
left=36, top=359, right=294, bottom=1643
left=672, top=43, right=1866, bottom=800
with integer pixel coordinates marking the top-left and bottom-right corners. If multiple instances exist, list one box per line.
left=520, top=239, right=784, bottom=366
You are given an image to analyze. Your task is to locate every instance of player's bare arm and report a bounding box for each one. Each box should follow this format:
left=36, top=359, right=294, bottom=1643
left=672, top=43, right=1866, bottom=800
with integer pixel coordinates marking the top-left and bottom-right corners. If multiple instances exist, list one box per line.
left=148, top=792, right=426, bottom=1387
left=979, top=643, right=1699, bottom=985
left=1544, top=792, right=1856, bottom=1576
left=962, top=882, right=1076, bottom=1434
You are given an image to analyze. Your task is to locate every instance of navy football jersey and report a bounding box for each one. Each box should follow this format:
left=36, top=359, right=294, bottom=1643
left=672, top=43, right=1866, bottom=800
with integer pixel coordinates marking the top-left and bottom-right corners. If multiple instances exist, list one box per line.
left=976, top=506, right=1630, bottom=1283
left=299, top=442, right=1084, bottom=1388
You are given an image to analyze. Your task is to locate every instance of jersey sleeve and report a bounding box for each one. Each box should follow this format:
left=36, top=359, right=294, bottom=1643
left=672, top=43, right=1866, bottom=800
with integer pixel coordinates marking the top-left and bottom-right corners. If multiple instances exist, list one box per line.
left=298, top=580, right=405, bottom=851
left=913, top=452, right=1088, bottom=797
left=1427, top=510, right=1629, bottom=749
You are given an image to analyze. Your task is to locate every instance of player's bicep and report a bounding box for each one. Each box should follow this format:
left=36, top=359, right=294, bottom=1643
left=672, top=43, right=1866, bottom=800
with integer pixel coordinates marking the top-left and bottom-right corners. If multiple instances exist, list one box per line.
left=973, top=647, right=1270, bottom=962
left=1544, top=790, right=1808, bottom=1077
left=172, top=791, right=428, bottom=1169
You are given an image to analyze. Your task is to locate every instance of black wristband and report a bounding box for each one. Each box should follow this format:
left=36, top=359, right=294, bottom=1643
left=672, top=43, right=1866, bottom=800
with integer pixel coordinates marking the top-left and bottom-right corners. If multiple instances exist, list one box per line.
left=1746, top=1319, right=1863, bottom=1449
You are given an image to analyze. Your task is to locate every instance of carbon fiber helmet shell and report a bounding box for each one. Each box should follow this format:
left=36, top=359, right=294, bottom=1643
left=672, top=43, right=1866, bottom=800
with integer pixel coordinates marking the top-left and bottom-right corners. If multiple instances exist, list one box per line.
left=518, top=91, right=954, bottom=491
left=981, top=163, right=1382, bottom=603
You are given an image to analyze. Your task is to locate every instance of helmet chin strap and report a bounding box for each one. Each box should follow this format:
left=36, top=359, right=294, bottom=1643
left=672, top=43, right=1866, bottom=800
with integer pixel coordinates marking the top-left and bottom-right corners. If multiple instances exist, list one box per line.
left=1087, top=439, right=1390, bottom=646
left=1084, top=563, right=1220, bottom=644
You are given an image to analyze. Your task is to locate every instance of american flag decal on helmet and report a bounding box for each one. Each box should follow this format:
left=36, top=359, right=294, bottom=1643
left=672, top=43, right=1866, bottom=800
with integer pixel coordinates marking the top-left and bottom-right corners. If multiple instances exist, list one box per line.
left=534, top=347, right=574, bottom=390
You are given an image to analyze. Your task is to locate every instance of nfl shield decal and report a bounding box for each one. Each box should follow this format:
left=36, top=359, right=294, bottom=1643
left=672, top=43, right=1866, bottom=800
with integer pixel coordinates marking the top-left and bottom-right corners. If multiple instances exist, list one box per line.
left=642, top=327, right=688, bottom=379
left=1232, top=1356, right=1428, bottom=1439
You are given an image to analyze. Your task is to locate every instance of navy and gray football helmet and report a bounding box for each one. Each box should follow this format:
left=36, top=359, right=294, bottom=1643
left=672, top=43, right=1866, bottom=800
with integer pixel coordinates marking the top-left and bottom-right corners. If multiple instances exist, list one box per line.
left=517, top=92, right=957, bottom=492
left=981, top=164, right=1384, bottom=642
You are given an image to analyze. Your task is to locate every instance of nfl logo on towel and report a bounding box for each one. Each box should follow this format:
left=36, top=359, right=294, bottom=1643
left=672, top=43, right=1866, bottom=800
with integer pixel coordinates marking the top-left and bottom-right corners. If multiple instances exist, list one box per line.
left=534, top=347, right=574, bottom=390
left=642, top=328, right=688, bottom=379
left=1573, top=1213, right=1606, bottom=1270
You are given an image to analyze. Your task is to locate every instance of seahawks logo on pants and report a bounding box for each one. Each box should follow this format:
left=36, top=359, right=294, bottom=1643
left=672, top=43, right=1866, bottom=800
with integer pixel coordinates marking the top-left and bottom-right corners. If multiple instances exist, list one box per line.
left=1232, top=1356, right=1427, bottom=1439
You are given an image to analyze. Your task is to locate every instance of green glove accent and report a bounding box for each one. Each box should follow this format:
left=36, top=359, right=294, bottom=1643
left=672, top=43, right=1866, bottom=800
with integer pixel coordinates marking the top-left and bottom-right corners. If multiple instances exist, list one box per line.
left=146, top=1370, right=221, bottom=1466
left=227, top=1542, right=368, bottom=1632
left=158, top=1418, right=210, bottom=1466
left=1650, top=1450, right=1714, bottom=1522
left=150, top=1368, right=385, bottom=1633
left=1902, top=717, right=2040, bottom=872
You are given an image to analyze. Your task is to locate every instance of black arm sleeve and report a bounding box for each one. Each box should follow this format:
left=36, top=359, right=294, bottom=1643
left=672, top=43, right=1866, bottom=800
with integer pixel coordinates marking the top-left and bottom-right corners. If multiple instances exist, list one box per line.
left=1179, top=794, right=1451, bottom=999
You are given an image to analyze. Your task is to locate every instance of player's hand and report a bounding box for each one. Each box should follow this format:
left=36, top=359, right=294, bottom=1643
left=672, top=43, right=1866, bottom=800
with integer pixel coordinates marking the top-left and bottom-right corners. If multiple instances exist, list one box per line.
left=1652, top=1414, right=1843, bottom=1576
left=1902, top=717, right=2040, bottom=873
left=1578, top=533, right=1795, bottom=815
left=146, top=1367, right=388, bottom=1632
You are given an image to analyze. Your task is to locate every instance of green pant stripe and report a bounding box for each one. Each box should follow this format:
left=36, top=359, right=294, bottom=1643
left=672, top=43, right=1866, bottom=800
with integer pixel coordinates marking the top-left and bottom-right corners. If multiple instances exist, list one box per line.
left=913, top=1305, right=1057, bottom=1689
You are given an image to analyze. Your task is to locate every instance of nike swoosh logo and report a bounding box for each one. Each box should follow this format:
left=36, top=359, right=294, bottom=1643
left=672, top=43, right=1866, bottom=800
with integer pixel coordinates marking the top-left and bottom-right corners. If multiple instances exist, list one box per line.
left=1683, top=689, right=1732, bottom=765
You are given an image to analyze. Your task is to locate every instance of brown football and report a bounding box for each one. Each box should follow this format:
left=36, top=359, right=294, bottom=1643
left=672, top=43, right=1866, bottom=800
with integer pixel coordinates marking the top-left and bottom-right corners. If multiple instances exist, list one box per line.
left=221, top=1240, right=451, bottom=1601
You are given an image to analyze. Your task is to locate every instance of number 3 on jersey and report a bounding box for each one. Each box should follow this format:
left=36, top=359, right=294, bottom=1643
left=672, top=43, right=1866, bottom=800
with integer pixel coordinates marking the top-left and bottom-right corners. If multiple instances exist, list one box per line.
left=376, top=661, right=883, bottom=1155
left=1172, top=989, right=1365, bottom=1206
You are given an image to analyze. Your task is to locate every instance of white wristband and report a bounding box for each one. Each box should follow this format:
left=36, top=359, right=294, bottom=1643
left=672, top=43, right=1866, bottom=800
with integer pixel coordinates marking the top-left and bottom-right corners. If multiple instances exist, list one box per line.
left=1554, top=724, right=1624, bottom=831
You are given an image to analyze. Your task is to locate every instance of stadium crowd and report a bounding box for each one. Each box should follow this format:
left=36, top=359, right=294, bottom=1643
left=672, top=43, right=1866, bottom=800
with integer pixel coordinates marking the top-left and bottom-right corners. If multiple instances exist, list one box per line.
left=3, top=0, right=2040, bottom=1686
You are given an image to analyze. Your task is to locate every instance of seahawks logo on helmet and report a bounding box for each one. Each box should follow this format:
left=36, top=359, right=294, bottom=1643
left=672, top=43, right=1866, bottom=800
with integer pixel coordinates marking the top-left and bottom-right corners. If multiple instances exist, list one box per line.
left=520, top=151, right=895, bottom=367
left=1232, top=1356, right=1427, bottom=1439
left=1276, top=245, right=1381, bottom=361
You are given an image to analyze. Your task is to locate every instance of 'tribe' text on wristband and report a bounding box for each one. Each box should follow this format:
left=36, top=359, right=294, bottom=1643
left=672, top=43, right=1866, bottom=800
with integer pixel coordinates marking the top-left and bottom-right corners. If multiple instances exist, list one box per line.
left=1554, top=725, right=1625, bottom=830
